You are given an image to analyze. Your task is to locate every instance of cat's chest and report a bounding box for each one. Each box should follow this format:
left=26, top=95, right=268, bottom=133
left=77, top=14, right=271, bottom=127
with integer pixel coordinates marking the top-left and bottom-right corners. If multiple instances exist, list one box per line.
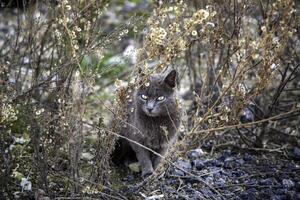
left=137, top=120, right=173, bottom=147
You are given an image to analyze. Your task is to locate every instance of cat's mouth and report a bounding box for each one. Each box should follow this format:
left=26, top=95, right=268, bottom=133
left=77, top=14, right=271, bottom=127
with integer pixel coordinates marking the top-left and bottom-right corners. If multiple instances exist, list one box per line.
left=146, top=112, right=157, bottom=117
left=143, top=109, right=159, bottom=117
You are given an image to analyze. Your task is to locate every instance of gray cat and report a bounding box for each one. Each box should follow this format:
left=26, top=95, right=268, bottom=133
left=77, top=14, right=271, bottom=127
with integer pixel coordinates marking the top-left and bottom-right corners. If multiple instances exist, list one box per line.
left=120, top=69, right=181, bottom=178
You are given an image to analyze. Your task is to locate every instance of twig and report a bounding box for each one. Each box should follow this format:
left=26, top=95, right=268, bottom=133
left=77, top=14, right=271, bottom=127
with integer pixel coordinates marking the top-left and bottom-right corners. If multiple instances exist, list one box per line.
left=193, top=108, right=300, bottom=134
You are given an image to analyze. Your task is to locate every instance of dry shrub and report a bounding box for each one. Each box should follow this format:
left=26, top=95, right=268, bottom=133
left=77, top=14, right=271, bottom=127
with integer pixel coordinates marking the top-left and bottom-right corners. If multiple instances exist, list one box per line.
left=129, top=0, right=299, bottom=177
left=0, top=0, right=134, bottom=198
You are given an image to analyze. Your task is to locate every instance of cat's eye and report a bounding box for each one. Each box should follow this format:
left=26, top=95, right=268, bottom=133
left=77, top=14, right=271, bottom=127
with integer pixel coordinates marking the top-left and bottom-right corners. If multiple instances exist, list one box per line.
left=141, top=94, right=148, bottom=100
left=157, top=96, right=165, bottom=101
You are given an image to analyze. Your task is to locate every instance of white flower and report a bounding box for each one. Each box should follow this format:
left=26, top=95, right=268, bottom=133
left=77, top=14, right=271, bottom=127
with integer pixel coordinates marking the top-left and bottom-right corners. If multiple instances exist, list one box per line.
left=74, top=44, right=79, bottom=50
left=271, top=63, right=278, bottom=70
left=221, top=115, right=229, bottom=121
left=21, top=178, right=32, bottom=191
left=206, top=22, right=215, bottom=27
left=35, top=108, right=45, bottom=115
left=54, top=30, right=61, bottom=37
left=238, top=83, right=246, bottom=95
left=65, top=5, right=71, bottom=10
left=272, top=37, right=279, bottom=44
left=58, top=98, right=65, bottom=104
left=75, top=27, right=82, bottom=32
left=9, top=144, right=14, bottom=151
left=193, top=9, right=210, bottom=23
left=14, top=137, right=27, bottom=144
left=114, top=79, right=128, bottom=88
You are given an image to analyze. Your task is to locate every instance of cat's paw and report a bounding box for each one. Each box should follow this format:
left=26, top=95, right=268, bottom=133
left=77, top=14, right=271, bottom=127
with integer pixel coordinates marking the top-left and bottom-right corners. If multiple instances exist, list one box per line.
left=141, top=168, right=153, bottom=179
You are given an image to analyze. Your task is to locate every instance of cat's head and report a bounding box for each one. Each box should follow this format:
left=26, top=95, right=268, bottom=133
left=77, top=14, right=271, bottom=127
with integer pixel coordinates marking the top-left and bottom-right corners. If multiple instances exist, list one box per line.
left=135, top=69, right=177, bottom=117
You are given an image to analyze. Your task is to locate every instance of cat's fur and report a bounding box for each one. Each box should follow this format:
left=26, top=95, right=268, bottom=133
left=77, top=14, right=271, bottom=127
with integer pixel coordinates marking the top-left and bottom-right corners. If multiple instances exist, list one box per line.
left=120, top=69, right=181, bottom=177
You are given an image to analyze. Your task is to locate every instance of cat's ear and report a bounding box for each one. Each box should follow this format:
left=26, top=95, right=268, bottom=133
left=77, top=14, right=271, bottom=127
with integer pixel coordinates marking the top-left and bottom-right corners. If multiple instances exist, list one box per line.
left=164, top=69, right=177, bottom=88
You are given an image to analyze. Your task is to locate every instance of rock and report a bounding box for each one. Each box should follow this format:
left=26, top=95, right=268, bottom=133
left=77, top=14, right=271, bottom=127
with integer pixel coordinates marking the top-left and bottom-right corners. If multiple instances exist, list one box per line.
left=199, top=188, right=214, bottom=198
left=236, top=158, right=245, bottom=165
left=293, top=147, right=300, bottom=159
left=191, top=190, right=206, bottom=199
left=239, top=103, right=263, bottom=123
left=239, top=190, right=257, bottom=200
left=185, top=177, right=200, bottom=184
left=274, top=189, right=288, bottom=195
left=122, top=174, right=135, bottom=182
left=212, top=170, right=221, bottom=179
left=225, top=157, right=234, bottom=162
left=282, top=179, right=295, bottom=188
left=165, top=178, right=178, bottom=185
left=128, top=162, right=140, bottom=173
left=232, top=170, right=245, bottom=178
left=260, top=178, right=275, bottom=186
left=173, top=168, right=185, bottom=176
left=247, top=188, right=258, bottom=194
left=270, top=195, right=284, bottom=200
left=172, top=159, right=192, bottom=176
left=204, top=176, right=214, bottom=185
left=187, top=149, right=205, bottom=160
left=224, top=162, right=234, bottom=169
left=81, top=152, right=94, bottom=161
left=209, top=159, right=222, bottom=167
left=35, top=189, right=50, bottom=200
left=218, top=149, right=232, bottom=161
left=240, top=107, right=255, bottom=123
left=295, top=181, right=300, bottom=190
left=176, top=159, right=192, bottom=171
left=245, top=179, right=258, bottom=185
left=243, top=153, right=253, bottom=162
left=193, top=159, right=206, bottom=170
left=216, top=178, right=226, bottom=187
left=202, top=141, right=214, bottom=150
left=296, top=192, right=300, bottom=200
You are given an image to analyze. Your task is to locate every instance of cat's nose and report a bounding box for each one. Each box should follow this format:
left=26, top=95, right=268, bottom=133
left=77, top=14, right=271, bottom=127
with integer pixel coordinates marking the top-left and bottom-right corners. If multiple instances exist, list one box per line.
left=147, top=107, right=153, bottom=112
left=146, top=102, right=155, bottom=112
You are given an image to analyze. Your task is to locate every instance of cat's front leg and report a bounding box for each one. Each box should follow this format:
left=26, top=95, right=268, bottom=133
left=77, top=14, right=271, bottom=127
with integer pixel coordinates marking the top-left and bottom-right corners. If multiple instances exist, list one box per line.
left=154, top=134, right=178, bottom=169
left=153, top=147, right=167, bottom=169
left=130, top=144, right=153, bottom=178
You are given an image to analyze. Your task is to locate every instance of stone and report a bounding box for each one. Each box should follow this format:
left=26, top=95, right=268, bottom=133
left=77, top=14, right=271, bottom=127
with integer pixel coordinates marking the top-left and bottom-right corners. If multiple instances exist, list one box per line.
left=173, top=168, right=185, bottom=176
left=128, top=162, right=140, bottom=173
left=81, top=152, right=94, bottom=161
left=187, top=149, right=205, bottom=160
left=293, top=147, right=300, bottom=159
left=204, top=176, right=214, bottom=185
left=175, top=159, right=192, bottom=172
left=216, top=178, right=226, bottom=187
left=243, top=153, right=253, bottom=162
left=172, top=159, right=192, bottom=176
left=193, top=159, right=206, bottom=170
left=282, top=179, right=294, bottom=188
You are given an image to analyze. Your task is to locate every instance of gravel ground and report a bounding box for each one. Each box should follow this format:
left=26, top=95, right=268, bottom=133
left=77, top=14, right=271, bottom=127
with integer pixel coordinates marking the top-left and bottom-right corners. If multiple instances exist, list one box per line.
left=117, top=146, right=300, bottom=200
left=164, top=149, right=299, bottom=199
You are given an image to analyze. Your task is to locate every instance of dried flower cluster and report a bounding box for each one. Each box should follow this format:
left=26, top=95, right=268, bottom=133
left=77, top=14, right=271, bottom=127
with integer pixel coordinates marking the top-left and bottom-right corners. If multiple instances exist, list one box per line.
left=143, top=2, right=216, bottom=65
